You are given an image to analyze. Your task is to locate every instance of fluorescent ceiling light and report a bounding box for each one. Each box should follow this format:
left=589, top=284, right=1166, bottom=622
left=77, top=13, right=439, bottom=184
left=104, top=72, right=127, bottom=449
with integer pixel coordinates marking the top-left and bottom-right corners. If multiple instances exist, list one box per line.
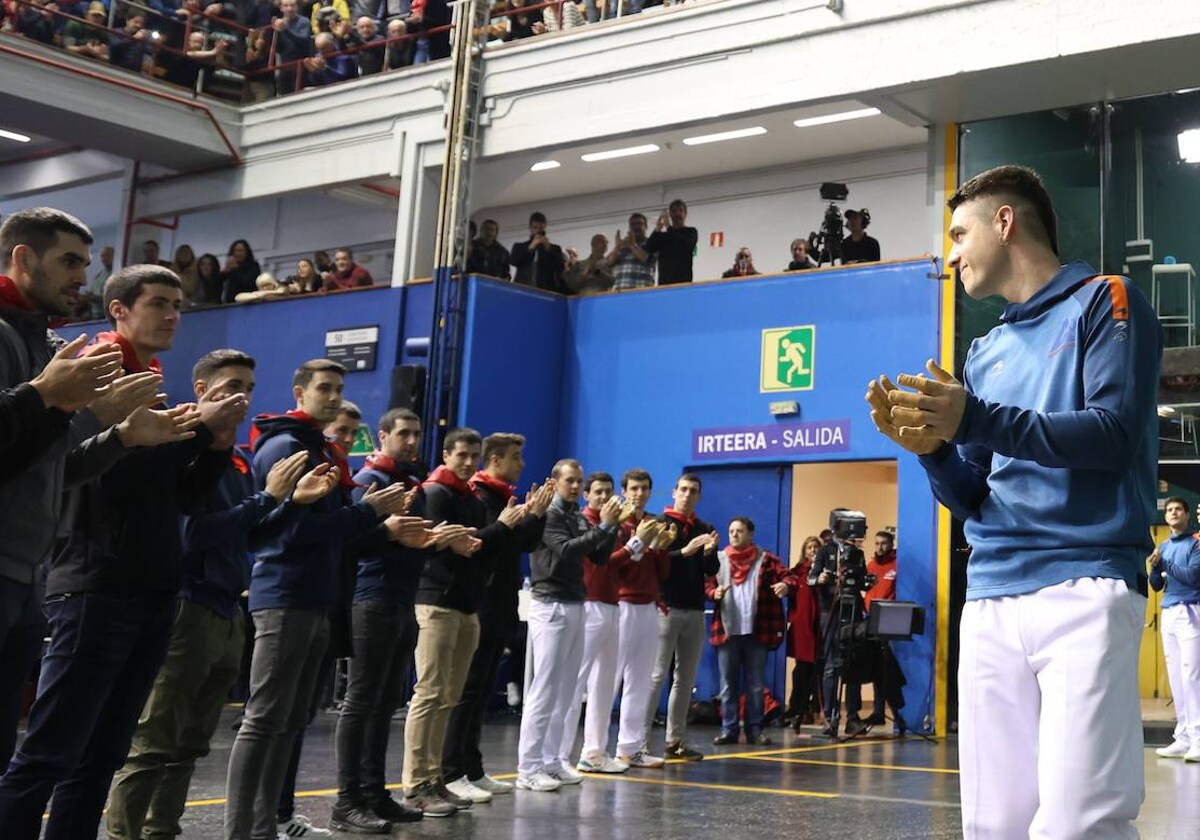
left=793, top=107, right=881, bottom=128
left=0, top=128, right=32, bottom=143
left=682, top=126, right=767, bottom=146
left=1179, top=128, right=1200, bottom=163
left=530, top=160, right=561, bottom=172
left=581, top=144, right=660, bottom=163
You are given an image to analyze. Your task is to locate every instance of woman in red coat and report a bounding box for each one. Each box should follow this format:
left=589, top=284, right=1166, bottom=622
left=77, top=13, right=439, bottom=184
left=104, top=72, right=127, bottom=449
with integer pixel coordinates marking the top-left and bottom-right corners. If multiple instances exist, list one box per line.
left=785, top=536, right=822, bottom=728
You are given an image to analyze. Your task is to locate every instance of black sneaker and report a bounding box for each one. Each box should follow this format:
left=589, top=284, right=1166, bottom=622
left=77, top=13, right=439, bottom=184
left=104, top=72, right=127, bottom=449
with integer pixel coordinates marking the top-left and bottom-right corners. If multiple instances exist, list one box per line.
left=862, top=712, right=886, bottom=727
left=664, top=741, right=704, bottom=761
left=712, top=731, right=738, bottom=746
left=370, top=796, right=424, bottom=823
left=329, top=805, right=391, bottom=835
left=844, top=717, right=869, bottom=737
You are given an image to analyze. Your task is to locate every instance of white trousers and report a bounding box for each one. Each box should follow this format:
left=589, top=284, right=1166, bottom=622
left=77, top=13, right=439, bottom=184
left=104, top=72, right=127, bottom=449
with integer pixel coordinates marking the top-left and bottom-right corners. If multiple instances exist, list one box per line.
left=614, top=601, right=660, bottom=756
left=959, top=577, right=1145, bottom=840
left=517, top=599, right=585, bottom=777
left=559, top=601, right=621, bottom=762
left=1162, top=602, right=1200, bottom=747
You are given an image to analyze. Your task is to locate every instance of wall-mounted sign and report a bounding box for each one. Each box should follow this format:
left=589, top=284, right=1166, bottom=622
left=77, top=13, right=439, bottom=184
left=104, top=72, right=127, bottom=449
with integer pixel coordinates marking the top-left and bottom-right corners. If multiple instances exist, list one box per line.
left=692, top=419, right=850, bottom=461
left=761, top=325, right=815, bottom=392
left=325, top=325, right=379, bottom=372
left=768, top=400, right=800, bottom=417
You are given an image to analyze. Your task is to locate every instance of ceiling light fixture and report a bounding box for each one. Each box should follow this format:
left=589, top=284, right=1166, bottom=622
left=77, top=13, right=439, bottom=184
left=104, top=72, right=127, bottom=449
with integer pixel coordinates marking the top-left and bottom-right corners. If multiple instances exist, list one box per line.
left=530, top=160, right=561, bottom=172
left=0, top=128, right=32, bottom=143
left=793, top=107, right=881, bottom=128
left=1178, top=128, right=1200, bottom=163
left=580, top=144, right=660, bottom=163
left=682, top=126, right=767, bottom=146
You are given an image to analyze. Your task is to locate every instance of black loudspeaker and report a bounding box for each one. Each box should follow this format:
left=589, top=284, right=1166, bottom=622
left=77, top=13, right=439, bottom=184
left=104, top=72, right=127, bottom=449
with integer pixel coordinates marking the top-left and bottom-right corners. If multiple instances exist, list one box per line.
left=389, top=364, right=426, bottom=414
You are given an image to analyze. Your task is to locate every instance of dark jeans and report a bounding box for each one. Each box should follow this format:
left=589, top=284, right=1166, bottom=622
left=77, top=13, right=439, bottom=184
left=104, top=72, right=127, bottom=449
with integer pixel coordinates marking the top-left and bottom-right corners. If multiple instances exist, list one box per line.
left=225, top=608, right=329, bottom=840
left=275, top=648, right=335, bottom=824
left=716, top=635, right=767, bottom=736
left=442, top=607, right=514, bottom=783
left=0, top=592, right=175, bottom=840
left=335, top=599, right=417, bottom=808
left=787, top=660, right=817, bottom=718
left=0, top=576, right=46, bottom=770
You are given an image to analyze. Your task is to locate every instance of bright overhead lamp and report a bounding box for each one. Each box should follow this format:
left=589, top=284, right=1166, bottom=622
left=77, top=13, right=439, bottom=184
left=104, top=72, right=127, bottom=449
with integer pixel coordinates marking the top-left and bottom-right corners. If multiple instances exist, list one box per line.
left=0, top=128, right=32, bottom=143
left=1178, top=128, right=1200, bottom=163
left=793, top=107, right=881, bottom=128
left=530, top=160, right=561, bottom=172
left=682, top=126, right=767, bottom=146
left=580, top=144, right=660, bottom=163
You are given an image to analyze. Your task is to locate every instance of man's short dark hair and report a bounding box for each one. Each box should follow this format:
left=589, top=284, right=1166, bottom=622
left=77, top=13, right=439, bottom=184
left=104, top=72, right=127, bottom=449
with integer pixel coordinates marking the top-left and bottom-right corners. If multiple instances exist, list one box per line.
left=669, top=199, right=687, bottom=212
left=529, top=211, right=547, bottom=225
left=0, top=207, right=93, bottom=271
left=949, top=164, right=1059, bottom=255
left=1165, top=496, right=1188, bottom=511
left=552, top=458, right=582, bottom=479
left=192, top=348, right=256, bottom=383
left=629, top=212, right=647, bottom=225
left=379, top=407, right=420, bottom=435
left=104, top=265, right=182, bottom=326
left=621, top=468, right=652, bottom=491
left=336, top=400, right=361, bottom=421
left=585, top=471, right=614, bottom=493
left=292, top=358, right=346, bottom=389
left=482, top=432, right=525, bottom=465
left=482, top=218, right=499, bottom=229
left=444, top=427, right=482, bottom=453
left=730, top=516, right=755, bottom=533
left=336, top=247, right=354, bottom=259
left=676, top=472, right=702, bottom=491
left=875, top=530, right=895, bottom=545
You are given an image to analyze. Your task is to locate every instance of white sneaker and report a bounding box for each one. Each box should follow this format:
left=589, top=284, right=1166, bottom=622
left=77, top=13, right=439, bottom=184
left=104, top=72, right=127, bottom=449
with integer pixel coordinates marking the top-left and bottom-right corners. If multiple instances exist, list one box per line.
left=547, top=762, right=583, bottom=784
left=1156, top=740, right=1190, bottom=759
left=516, top=771, right=561, bottom=792
left=507, top=682, right=522, bottom=707
left=577, top=754, right=629, bottom=774
left=277, top=815, right=332, bottom=836
left=471, top=774, right=515, bottom=795
left=616, top=749, right=665, bottom=769
left=446, top=776, right=493, bottom=803
left=1186, top=744, right=1200, bottom=763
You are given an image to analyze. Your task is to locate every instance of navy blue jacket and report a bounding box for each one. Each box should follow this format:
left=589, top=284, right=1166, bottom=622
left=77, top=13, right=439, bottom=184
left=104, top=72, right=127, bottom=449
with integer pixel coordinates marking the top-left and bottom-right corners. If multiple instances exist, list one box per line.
left=351, top=459, right=426, bottom=605
left=249, top=413, right=380, bottom=612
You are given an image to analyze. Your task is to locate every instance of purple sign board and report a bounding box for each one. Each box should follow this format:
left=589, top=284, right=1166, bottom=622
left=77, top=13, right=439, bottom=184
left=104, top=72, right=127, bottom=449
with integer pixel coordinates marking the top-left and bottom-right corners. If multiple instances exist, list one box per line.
left=692, top=419, right=851, bottom=461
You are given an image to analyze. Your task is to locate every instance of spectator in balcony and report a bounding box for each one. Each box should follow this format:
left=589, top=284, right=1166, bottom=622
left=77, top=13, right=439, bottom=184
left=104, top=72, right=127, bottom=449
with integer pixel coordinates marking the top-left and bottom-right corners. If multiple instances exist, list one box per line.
left=109, top=15, right=151, bottom=70
left=721, top=246, right=759, bottom=279
left=467, top=219, right=509, bottom=279
left=511, top=212, right=566, bottom=293
left=243, top=0, right=279, bottom=28
left=380, top=0, right=414, bottom=24
left=539, top=0, right=584, bottom=32
left=502, top=0, right=537, bottom=40
left=219, top=239, right=262, bottom=303
left=840, top=208, right=880, bottom=265
left=314, top=249, right=335, bottom=275
left=172, top=244, right=201, bottom=306
left=76, top=244, right=114, bottom=319
left=63, top=2, right=110, bottom=60
left=288, top=258, right=323, bottom=293
left=310, top=0, right=350, bottom=30
left=15, top=0, right=56, bottom=45
left=607, top=212, right=655, bottom=291
left=304, top=31, right=357, bottom=85
left=410, top=0, right=448, bottom=62
left=171, top=30, right=230, bottom=87
left=350, top=15, right=385, bottom=74
left=242, top=25, right=275, bottom=102
left=195, top=253, right=223, bottom=305
left=786, top=238, right=817, bottom=271
left=644, top=198, right=698, bottom=285
left=383, top=17, right=413, bottom=68
left=322, top=248, right=374, bottom=290
left=564, top=234, right=614, bottom=296
left=272, top=0, right=313, bottom=93
left=141, top=240, right=172, bottom=268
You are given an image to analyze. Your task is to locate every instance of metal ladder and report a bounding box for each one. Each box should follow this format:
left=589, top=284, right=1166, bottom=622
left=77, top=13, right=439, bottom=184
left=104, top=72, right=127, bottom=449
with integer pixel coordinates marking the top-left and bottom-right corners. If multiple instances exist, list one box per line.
left=422, top=0, right=491, bottom=463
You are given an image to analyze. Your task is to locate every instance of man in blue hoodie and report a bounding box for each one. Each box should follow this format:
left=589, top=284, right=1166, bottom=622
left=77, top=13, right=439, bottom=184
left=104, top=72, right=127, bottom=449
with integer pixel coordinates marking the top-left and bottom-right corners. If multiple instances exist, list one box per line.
left=224, top=359, right=414, bottom=840
left=868, top=165, right=1160, bottom=839
left=1150, top=497, right=1200, bottom=762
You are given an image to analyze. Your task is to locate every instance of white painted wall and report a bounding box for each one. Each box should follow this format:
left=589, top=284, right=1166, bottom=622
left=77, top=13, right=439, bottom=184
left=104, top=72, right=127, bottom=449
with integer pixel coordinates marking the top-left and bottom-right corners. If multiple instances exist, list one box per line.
left=474, top=146, right=930, bottom=283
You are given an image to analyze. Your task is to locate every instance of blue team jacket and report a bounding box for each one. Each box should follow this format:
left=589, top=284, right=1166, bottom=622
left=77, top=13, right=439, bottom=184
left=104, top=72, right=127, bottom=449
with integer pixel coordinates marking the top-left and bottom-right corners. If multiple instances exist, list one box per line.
left=1151, top=530, right=1200, bottom=608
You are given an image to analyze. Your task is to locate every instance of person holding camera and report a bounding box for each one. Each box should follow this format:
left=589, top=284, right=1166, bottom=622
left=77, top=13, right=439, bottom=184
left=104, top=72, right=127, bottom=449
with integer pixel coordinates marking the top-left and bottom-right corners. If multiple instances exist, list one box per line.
left=840, top=209, right=880, bottom=264
left=721, top=247, right=759, bottom=279
left=707, top=517, right=793, bottom=746
left=843, top=530, right=906, bottom=734
left=643, top=199, right=698, bottom=286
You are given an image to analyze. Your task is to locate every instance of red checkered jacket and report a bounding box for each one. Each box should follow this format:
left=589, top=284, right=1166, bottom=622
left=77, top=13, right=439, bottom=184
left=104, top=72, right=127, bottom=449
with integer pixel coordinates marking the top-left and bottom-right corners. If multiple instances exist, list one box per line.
left=705, top=547, right=794, bottom=649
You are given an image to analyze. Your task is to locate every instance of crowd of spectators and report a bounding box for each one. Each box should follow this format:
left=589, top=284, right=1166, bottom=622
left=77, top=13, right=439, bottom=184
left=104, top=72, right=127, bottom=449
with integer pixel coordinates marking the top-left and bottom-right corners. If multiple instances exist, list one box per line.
left=1, top=0, right=695, bottom=98
left=73, top=237, right=377, bottom=318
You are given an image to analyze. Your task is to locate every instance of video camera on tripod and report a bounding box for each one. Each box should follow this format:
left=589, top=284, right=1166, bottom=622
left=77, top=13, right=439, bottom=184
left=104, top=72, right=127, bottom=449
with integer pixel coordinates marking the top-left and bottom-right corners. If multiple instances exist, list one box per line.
left=807, top=182, right=849, bottom=267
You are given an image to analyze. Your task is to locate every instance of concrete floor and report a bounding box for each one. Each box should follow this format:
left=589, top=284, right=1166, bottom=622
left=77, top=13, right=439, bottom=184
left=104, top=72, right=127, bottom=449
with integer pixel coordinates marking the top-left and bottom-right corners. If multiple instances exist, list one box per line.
left=87, top=708, right=1200, bottom=839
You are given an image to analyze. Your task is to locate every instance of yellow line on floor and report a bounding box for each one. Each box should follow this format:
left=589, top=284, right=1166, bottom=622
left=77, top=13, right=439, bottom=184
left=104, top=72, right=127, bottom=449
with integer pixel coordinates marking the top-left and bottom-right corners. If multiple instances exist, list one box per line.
left=736, top=755, right=960, bottom=775
left=185, top=774, right=523, bottom=808
left=585, top=772, right=839, bottom=799
left=697, top=738, right=885, bottom=762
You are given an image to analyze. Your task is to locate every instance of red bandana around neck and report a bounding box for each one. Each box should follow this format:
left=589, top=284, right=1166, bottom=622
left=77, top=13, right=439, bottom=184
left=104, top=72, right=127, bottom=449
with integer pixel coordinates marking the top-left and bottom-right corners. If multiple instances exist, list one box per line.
left=365, top=451, right=400, bottom=476
left=582, top=505, right=601, bottom=525
left=725, top=544, right=759, bottom=585
left=0, top=276, right=33, bottom=312
left=469, top=470, right=515, bottom=502
left=424, top=465, right=474, bottom=497
left=96, top=331, right=162, bottom=375
left=663, top=507, right=697, bottom=528
left=285, top=409, right=323, bottom=429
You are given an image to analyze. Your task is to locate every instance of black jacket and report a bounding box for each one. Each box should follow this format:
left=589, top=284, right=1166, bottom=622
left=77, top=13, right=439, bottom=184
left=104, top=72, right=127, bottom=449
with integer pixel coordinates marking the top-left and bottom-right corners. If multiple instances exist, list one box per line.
left=658, top=512, right=718, bottom=611
left=530, top=497, right=617, bottom=603
left=474, top=481, right=545, bottom=622
left=510, top=238, right=566, bottom=294
left=416, top=483, right=512, bottom=614
left=467, top=241, right=511, bottom=280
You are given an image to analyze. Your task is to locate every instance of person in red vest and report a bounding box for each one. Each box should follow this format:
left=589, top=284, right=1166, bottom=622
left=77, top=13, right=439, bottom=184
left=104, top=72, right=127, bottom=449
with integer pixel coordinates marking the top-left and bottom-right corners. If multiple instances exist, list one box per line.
left=846, top=530, right=903, bottom=731
left=784, top=535, right=822, bottom=729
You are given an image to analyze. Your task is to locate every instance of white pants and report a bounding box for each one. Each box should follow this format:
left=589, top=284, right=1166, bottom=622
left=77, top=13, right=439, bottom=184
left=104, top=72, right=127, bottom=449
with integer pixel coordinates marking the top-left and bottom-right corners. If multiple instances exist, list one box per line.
left=517, top=599, right=585, bottom=777
left=614, top=601, right=660, bottom=756
left=959, top=577, right=1145, bottom=840
left=1162, top=602, right=1200, bottom=747
left=559, top=601, right=621, bottom=762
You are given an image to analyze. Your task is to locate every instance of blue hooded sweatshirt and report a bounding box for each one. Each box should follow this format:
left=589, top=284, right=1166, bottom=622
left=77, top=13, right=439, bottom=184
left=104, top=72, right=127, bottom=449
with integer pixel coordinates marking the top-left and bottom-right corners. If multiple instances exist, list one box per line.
left=351, top=455, right=427, bottom=605
left=1150, top=530, right=1200, bottom=608
left=919, top=262, right=1162, bottom=600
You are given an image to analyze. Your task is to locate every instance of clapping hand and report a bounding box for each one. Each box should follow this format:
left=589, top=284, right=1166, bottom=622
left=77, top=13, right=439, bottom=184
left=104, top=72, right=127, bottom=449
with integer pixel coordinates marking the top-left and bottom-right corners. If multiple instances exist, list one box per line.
left=29, top=335, right=123, bottom=412
left=115, top=403, right=202, bottom=447
left=264, top=452, right=310, bottom=502
left=361, top=481, right=411, bottom=517
left=293, top=462, right=340, bottom=504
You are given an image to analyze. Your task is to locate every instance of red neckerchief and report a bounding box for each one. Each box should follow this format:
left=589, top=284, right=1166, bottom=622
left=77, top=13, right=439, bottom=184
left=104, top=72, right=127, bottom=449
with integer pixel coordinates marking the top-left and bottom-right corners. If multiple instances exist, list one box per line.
left=725, top=544, right=758, bottom=585
left=230, top=449, right=251, bottom=475
left=96, top=331, right=162, bottom=375
left=365, top=451, right=400, bottom=475
left=0, top=276, right=33, bottom=312
left=324, top=438, right=355, bottom=488
left=663, top=507, right=697, bottom=528
left=582, top=506, right=601, bottom=526
left=470, top=470, right=515, bottom=502
left=424, top=465, right=473, bottom=497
